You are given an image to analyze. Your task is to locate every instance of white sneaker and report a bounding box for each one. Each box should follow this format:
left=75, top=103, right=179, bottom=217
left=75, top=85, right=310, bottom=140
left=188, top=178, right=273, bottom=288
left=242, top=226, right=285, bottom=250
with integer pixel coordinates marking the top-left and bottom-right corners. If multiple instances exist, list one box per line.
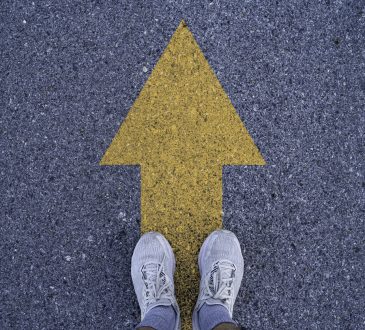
left=131, top=232, right=181, bottom=330
left=192, top=230, right=244, bottom=330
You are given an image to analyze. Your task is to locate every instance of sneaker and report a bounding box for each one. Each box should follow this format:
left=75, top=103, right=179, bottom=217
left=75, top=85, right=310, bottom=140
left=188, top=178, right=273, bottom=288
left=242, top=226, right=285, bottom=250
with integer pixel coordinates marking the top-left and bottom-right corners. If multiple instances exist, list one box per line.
left=192, top=230, right=244, bottom=330
left=131, top=231, right=181, bottom=330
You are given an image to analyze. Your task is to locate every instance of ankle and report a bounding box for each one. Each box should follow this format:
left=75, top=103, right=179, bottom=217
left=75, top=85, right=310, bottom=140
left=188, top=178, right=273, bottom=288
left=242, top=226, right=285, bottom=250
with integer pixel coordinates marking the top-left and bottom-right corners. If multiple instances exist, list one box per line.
left=198, top=303, right=236, bottom=330
left=136, top=305, right=176, bottom=330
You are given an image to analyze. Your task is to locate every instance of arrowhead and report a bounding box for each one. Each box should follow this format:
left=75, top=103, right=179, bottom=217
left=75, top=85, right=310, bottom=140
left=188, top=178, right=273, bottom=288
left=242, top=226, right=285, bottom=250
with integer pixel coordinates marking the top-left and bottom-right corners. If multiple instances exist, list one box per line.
left=101, top=20, right=265, bottom=166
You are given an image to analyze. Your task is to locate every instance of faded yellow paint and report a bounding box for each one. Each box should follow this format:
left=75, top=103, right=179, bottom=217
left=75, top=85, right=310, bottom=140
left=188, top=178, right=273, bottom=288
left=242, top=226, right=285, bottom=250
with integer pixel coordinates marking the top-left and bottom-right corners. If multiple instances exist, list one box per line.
left=101, top=20, right=265, bottom=329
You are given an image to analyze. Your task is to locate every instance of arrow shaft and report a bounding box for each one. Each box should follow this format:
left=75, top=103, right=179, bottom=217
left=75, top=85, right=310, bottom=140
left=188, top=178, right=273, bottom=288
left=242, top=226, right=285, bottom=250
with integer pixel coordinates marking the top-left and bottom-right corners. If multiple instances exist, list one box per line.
left=141, top=163, right=223, bottom=327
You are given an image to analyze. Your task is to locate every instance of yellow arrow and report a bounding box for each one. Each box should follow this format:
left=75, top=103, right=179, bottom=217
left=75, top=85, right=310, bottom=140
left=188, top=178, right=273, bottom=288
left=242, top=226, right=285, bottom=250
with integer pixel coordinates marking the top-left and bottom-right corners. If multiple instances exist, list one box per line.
left=101, top=20, right=265, bottom=329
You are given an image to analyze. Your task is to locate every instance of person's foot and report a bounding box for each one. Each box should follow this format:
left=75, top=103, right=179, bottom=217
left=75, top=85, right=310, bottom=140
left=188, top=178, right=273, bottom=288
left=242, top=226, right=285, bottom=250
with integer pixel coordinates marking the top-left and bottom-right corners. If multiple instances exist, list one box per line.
left=131, top=232, right=180, bottom=330
left=192, top=230, right=244, bottom=330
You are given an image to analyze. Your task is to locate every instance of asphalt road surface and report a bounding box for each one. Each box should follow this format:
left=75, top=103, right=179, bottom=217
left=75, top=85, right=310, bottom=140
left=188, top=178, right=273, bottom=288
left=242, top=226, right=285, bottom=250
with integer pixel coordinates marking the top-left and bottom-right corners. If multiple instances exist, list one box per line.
left=1, top=0, right=364, bottom=329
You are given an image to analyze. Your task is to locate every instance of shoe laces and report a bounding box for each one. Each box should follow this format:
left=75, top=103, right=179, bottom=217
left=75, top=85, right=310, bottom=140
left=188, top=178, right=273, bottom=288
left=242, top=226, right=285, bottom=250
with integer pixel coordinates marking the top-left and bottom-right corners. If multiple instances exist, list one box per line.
left=141, top=256, right=174, bottom=310
left=201, top=260, right=236, bottom=311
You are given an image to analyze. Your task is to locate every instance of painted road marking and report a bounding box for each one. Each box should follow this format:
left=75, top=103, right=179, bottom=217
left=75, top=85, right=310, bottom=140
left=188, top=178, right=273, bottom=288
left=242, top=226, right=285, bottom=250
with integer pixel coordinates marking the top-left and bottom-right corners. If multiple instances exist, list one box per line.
left=101, top=20, right=265, bottom=329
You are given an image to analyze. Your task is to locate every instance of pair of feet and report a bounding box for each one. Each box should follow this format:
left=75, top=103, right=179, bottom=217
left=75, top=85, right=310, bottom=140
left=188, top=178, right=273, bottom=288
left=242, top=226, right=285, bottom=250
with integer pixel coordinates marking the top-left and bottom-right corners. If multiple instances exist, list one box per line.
left=131, top=230, right=244, bottom=330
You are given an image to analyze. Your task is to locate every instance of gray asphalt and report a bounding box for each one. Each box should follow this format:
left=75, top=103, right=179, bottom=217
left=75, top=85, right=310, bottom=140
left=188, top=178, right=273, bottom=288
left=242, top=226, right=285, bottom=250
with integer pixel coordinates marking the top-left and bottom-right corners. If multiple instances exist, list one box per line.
left=1, top=0, right=364, bottom=329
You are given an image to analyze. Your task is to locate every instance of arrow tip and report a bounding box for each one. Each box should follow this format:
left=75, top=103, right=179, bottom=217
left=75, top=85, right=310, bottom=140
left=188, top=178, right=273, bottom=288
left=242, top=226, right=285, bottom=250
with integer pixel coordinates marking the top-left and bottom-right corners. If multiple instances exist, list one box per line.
left=179, top=19, right=187, bottom=27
